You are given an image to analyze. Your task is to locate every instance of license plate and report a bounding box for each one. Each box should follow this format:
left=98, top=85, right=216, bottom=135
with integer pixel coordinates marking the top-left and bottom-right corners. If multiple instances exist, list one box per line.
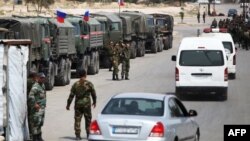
left=112, top=127, right=139, bottom=134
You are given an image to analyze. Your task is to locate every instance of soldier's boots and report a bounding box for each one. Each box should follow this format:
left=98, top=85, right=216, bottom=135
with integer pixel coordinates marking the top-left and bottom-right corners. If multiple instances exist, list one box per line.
left=121, top=75, right=124, bottom=80
left=125, top=75, right=129, bottom=80
left=115, top=74, right=119, bottom=80
left=112, top=74, right=116, bottom=80
left=75, top=135, right=82, bottom=140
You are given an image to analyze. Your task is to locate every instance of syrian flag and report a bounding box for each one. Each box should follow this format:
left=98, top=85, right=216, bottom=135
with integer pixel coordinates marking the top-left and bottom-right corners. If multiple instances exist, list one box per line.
left=83, top=10, right=90, bottom=22
left=56, top=10, right=67, bottom=23
left=118, top=0, right=125, bottom=6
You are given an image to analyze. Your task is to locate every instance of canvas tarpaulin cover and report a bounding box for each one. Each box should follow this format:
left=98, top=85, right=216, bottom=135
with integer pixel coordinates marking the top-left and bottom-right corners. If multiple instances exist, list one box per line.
left=0, top=43, right=29, bottom=140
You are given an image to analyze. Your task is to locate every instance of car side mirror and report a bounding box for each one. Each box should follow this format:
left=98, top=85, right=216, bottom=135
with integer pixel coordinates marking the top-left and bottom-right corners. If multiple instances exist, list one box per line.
left=171, top=55, right=176, bottom=61
left=188, top=110, right=198, bottom=117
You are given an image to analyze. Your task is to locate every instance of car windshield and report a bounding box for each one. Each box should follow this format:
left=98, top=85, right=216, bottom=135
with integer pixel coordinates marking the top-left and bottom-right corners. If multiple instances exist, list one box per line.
left=102, top=98, right=164, bottom=116
left=179, top=50, right=224, bottom=66
left=222, top=42, right=233, bottom=53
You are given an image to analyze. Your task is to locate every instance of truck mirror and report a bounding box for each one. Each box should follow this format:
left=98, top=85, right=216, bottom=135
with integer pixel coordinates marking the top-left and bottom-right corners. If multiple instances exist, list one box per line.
left=171, top=55, right=176, bottom=61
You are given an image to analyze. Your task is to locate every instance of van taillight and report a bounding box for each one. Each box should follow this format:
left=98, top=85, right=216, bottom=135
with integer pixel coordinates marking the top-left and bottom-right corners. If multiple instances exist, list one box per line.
left=175, top=67, right=179, bottom=81
left=233, top=55, right=236, bottom=65
left=149, top=122, right=164, bottom=137
left=224, top=68, right=228, bottom=81
left=90, top=120, right=101, bottom=135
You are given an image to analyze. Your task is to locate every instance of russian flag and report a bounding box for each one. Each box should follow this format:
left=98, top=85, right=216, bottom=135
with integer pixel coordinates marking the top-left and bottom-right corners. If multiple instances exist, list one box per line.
left=118, top=0, right=125, bottom=6
left=83, top=10, right=90, bottom=22
left=56, top=10, right=67, bottom=23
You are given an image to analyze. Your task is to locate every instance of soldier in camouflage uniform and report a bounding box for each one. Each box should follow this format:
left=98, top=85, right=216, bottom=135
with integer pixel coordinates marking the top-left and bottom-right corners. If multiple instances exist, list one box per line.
left=28, top=73, right=46, bottom=141
left=111, top=42, right=121, bottom=80
left=66, top=69, right=97, bottom=140
left=120, top=41, right=131, bottom=80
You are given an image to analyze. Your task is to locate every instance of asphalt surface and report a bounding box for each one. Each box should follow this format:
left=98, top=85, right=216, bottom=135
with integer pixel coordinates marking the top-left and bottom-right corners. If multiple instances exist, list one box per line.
left=43, top=3, right=250, bottom=141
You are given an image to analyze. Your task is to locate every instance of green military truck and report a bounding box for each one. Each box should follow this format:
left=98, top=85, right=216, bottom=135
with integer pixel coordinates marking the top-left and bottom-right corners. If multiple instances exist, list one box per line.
left=0, top=17, right=75, bottom=90
left=66, top=15, right=103, bottom=75
left=91, top=12, right=123, bottom=68
left=150, top=13, right=174, bottom=50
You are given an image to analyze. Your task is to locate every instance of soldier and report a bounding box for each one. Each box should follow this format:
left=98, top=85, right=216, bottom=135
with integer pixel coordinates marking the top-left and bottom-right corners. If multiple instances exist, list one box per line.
left=218, top=19, right=223, bottom=28
left=211, top=18, right=218, bottom=28
left=28, top=72, right=46, bottom=141
left=66, top=69, right=96, bottom=140
left=111, top=42, right=121, bottom=80
left=120, top=42, right=131, bottom=80
left=197, top=11, right=200, bottom=23
left=108, top=41, right=114, bottom=71
left=203, top=12, right=206, bottom=23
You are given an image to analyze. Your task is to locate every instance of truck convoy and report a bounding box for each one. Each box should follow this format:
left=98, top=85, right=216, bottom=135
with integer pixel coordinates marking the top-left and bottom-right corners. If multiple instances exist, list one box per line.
left=0, top=12, right=174, bottom=90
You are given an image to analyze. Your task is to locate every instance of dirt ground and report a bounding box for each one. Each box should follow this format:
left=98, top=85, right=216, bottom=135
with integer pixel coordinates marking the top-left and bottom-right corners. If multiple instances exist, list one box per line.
left=0, top=1, right=199, bottom=17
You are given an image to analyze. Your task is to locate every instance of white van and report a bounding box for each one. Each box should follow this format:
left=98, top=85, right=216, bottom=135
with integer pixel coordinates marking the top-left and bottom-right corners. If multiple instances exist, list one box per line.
left=171, top=37, right=228, bottom=100
left=201, top=32, right=236, bottom=79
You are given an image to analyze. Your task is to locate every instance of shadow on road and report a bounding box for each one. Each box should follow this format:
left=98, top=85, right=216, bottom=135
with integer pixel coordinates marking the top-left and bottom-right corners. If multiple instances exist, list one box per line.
left=60, top=136, right=88, bottom=140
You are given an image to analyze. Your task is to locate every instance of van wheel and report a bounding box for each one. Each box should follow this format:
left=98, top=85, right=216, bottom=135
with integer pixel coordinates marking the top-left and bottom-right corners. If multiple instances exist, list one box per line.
left=218, top=88, right=228, bottom=101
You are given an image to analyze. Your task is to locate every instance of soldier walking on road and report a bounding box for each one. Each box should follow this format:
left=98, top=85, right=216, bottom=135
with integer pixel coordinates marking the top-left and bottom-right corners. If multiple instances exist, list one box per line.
left=120, top=42, right=131, bottom=80
left=111, top=42, right=121, bottom=80
left=28, top=73, right=46, bottom=141
left=66, top=69, right=97, bottom=140
left=203, top=12, right=206, bottom=23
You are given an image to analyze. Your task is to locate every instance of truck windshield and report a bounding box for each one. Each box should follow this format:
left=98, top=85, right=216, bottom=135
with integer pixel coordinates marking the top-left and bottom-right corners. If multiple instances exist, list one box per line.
left=147, top=18, right=154, bottom=26
left=156, top=19, right=166, bottom=26
left=222, top=42, right=233, bottom=53
left=111, top=22, right=120, bottom=31
left=179, top=50, right=224, bottom=66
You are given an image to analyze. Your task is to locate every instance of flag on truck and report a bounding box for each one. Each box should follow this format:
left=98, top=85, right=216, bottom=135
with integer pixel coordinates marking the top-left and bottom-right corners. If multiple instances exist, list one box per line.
left=83, top=10, right=90, bottom=22
left=56, top=10, right=67, bottom=23
left=118, top=0, right=125, bottom=6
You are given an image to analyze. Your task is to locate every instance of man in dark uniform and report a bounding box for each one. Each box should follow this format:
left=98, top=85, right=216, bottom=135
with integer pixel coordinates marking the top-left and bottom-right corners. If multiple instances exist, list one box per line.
left=120, top=42, right=131, bottom=80
left=28, top=73, right=46, bottom=141
left=66, top=69, right=97, bottom=140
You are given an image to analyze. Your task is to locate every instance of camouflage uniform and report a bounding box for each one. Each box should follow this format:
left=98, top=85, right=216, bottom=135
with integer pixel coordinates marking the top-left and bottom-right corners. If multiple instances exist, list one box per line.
left=107, top=41, right=114, bottom=71
left=120, top=43, right=130, bottom=80
left=67, top=79, right=97, bottom=138
left=27, top=78, right=35, bottom=139
left=28, top=82, right=46, bottom=137
left=111, top=43, right=121, bottom=80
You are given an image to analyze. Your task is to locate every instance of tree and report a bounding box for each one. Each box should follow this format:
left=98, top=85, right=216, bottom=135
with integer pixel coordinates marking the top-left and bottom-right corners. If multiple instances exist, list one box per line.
left=25, top=0, right=55, bottom=13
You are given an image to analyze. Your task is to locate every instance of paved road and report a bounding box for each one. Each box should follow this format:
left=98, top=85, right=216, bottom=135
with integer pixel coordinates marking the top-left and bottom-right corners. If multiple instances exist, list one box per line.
left=43, top=3, right=250, bottom=141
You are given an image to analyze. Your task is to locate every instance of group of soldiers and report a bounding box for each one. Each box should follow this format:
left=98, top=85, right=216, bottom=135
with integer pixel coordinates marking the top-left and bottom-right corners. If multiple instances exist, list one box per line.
left=27, top=72, right=47, bottom=141
left=209, top=14, right=250, bottom=51
left=108, top=40, right=131, bottom=80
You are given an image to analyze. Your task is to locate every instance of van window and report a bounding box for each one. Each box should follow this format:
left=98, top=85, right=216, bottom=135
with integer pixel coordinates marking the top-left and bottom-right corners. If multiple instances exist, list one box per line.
left=179, top=50, right=224, bottom=66
left=222, top=42, right=233, bottom=53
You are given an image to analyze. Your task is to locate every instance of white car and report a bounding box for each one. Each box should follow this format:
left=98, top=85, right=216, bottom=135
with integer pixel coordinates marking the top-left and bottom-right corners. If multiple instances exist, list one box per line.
left=201, top=30, right=237, bottom=79
left=172, top=37, right=228, bottom=100
left=89, top=93, right=200, bottom=141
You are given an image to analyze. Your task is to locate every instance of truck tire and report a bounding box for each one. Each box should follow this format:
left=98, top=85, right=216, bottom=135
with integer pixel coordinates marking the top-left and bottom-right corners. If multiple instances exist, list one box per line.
left=137, top=41, right=143, bottom=57
left=95, top=51, right=100, bottom=74
left=169, top=35, right=173, bottom=49
left=157, top=38, right=163, bottom=52
left=130, top=41, right=137, bottom=59
left=163, top=38, right=169, bottom=50
left=76, top=57, right=88, bottom=77
left=65, top=59, right=71, bottom=85
left=45, top=62, right=55, bottom=90
left=55, top=58, right=67, bottom=86
left=88, top=52, right=97, bottom=75
left=151, top=39, right=158, bottom=53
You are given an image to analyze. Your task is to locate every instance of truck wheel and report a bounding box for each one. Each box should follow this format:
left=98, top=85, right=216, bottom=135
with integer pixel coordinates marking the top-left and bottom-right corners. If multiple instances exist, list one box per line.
left=45, top=62, right=55, bottom=90
left=65, top=59, right=71, bottom=85
left=158, top=38, right=163, bottom=52
left=163, top=38, right=168, bottom=50
left=169, top=35, right=173, bottom=49
left=76, top=57, right=88, bottom=77
left=55, top=58, right=67, bottom=86
left=151, top=39, right=158, bottom=53
left=130, top=41, right=137, bottom=59
left=88, top=52, right=97, bottom=75
left=137, top=41, right=143, bottom=57
left=95, top=51, right=100, bottom=74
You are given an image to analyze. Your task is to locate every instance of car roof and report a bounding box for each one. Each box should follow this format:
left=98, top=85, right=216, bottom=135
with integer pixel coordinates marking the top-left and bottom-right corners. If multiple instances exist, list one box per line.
left=179, top=37, right=224, bottom=50
left=201, top=33, right=234, bottom=42
left=112, top=92, right=174, bottom=101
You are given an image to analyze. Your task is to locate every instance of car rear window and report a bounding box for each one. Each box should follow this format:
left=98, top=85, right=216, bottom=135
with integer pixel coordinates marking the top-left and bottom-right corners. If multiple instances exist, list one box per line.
left=222, top=42, right=233, bottom=53
left=102, top=98, right=164, bottom=116
left=179, top=50, right=224, bottom=66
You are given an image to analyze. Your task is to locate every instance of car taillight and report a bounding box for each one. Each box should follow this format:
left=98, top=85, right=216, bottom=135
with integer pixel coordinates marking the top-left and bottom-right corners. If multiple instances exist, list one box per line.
left=149, top=122, right=164, bottom=137
left=233, top=55, right=236, bottom=65
left=224, top=68, right=228, bottom=81
left=90, top=120, right=101, bottom=135
left=176, top=67, right=179, bottom=81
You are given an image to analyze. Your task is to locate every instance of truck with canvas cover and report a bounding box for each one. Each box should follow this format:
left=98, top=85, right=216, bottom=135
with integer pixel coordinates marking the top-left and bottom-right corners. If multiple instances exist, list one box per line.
left=0, top=39, right=31, bottom=141
left=66, top=15, right=103, bottom=75
left=120, top=11, right=161, bottom=54
left=150, top=13, right=174, bottom=50
left=91, top=12, right=122, bottom=68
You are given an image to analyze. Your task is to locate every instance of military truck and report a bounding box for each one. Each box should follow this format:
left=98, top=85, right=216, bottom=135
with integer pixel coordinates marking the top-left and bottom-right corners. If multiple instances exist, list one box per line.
left=120, top=11, right=163, bottom=54
left=91, top=12, right=123, bottom=68
left=150, top=13, right=174, bottom=50
left=0, top=17, right=75, bottom=90
left=66, top=15, right=103, bottom=75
